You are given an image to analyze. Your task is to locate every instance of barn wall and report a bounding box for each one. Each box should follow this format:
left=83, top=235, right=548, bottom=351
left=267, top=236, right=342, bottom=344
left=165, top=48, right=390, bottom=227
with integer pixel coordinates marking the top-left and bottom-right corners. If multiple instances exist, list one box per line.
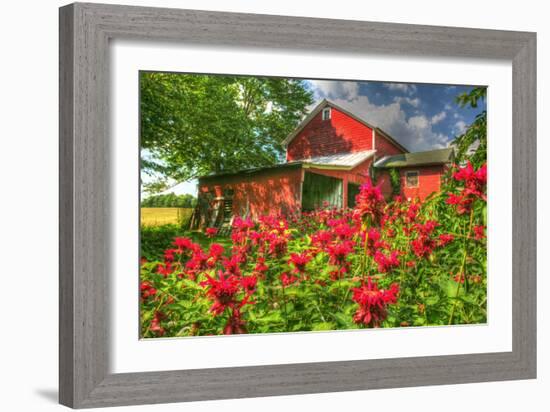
left=287, top=107, right=374, bottom=161
left=400, top=165, right=446, bottom=200
left=198, top=167, right=303, bottom=219
left=375, top=131, right=407, bottom=156
left=376, top=165, right=446, bottom=201
left=376, top=170, right=394, bottom=200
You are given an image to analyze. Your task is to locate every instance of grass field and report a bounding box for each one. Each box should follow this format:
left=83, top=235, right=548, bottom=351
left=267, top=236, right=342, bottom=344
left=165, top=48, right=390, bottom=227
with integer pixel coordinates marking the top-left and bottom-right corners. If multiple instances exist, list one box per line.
left=140, top=207, right=193, bottom=227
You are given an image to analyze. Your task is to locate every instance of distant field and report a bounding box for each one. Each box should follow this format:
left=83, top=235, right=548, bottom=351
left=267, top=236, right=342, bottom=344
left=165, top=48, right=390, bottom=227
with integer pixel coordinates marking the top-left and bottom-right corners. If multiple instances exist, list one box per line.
left=140, top=207, right=193, bottom=227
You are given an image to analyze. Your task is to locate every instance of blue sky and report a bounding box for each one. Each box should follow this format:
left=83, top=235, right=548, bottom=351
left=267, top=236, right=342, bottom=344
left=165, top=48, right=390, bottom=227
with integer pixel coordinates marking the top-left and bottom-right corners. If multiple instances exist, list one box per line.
left=304, top=80, right=486, bottom=152
left=143, top=80, right=486, bottom=197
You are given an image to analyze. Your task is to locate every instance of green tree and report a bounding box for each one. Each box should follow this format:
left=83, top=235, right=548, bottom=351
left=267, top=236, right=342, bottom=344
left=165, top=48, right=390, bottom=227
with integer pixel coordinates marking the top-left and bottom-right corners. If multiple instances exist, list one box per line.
left=141, top=193, right=197, bottom=208
left=453, top=87, right=487, bottom=167
left=140, top=73, right=313, bottom=188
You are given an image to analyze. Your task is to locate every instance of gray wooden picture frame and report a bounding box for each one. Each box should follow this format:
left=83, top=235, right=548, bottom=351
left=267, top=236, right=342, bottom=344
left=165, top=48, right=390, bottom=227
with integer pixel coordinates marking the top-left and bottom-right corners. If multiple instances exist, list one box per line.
left=59, top=2, right=536, bottom=408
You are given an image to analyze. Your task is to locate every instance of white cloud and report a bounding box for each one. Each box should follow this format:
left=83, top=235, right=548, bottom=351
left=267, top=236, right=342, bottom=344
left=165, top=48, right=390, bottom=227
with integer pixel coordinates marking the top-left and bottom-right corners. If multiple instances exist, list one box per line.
left=331, top=96, right=450, bottom=151
left=431, top=111, right=447, bottom=124
left=308, top=80, right=359, bottom=101
left=384, top=83, right=417, bottom=95
left=454, top=120, right=467, bottom=135
left=393, top=96, right=421, bottom=108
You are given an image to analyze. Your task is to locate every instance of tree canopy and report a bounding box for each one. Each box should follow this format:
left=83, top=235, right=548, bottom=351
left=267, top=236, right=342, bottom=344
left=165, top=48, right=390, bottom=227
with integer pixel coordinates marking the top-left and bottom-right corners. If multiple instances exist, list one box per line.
left=140, top=73, right=313, bottom=191
left=141, top=193, right=197, bottom=208
left=453, top=87, right=487, bottom=167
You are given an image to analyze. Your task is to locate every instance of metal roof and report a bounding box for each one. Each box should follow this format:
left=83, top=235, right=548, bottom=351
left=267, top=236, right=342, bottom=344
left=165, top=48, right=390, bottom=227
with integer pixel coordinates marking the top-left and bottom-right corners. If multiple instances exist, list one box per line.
left=198, top=162, right=302, bottom=181
left=302, top=150, right=376, bottom=170
left=373, top=147, right=454, bottom=168
left=199, top=150, right=376, bottom=181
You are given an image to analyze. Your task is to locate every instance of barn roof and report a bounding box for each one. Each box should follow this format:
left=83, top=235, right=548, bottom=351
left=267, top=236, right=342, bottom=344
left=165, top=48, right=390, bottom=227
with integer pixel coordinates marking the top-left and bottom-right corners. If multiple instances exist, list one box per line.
left=301, top=150, right=376, bottom=170
left=281, top=99, right=409, bottom=153
left=373, top=147, right=454, bottom=168
left=199, top=150, right=376, bottom=181
left=198, top=162, right=302, bottom=181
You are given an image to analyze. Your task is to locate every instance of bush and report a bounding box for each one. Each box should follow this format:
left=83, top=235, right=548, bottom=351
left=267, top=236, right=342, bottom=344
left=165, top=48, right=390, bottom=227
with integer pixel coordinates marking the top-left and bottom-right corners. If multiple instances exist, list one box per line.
left=140, top=225, right=183, bottom=261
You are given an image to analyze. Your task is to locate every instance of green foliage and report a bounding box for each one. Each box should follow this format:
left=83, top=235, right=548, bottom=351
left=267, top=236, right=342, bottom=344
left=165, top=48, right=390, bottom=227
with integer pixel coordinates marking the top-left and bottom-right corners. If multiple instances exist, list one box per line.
left=141, top=192, right=197, bottom=208
left=140, top=72, right=314, bottom=185
left=389, top=168, right=401, bottom=196
left=140, top=226, right=233, bottom=262
left=139, top=161, right=487, bottom=336
left=140, top=225, right=182, bottom=261
left=453, top=87, right=487, bottom=167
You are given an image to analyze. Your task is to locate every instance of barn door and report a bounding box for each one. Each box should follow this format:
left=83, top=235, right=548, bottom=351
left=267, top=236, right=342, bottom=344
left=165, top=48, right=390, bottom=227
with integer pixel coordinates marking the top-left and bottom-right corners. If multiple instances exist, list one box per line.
left=301, top=172, right=343, bottom=211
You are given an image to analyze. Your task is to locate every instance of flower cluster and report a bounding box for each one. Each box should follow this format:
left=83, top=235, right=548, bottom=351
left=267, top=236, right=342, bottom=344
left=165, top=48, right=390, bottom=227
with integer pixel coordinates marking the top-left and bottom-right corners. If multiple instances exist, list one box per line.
left=353, top=180, right=385, bottom=224
left=446, top=162, right=487, bottom=214
left=140, top=159, right=488, bottom=336
left=351, top=277, right=399, bottom=327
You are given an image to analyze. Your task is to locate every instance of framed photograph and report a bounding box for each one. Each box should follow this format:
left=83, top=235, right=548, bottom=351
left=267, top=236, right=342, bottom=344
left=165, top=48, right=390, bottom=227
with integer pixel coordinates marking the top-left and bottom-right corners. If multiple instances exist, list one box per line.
left=59, top=2, right=536, bottom=408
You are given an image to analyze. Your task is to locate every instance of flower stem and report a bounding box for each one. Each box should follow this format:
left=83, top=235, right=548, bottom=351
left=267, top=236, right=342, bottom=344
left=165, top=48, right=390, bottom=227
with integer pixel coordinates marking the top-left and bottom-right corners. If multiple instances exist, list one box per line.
left=448, top=208, right=474, bottom=325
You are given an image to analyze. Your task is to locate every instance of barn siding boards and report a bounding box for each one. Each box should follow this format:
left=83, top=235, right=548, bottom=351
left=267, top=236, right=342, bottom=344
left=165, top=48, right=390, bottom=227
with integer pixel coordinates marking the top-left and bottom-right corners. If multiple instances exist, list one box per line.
left=287, top=105, right=375, bottom=161
left=400, top=165, right=445, bottom=200
left=198, top=165, right=303, bottom=220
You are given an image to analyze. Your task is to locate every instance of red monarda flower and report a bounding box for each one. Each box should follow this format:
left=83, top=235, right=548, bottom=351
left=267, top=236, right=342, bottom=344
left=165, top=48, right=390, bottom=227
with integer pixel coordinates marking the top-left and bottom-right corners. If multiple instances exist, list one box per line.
left=410, top=220, right=439, bottom=258
left=351, top=277, right=399, bottom=327
left=373, top=250, right=400, bottom=273
left=222, top=255, right=242, bottom=276
left=353, top=180, right=385, bottom=223
left=453, top=161, right=487, bottom=199
left=365, top=227, right=387, bottom=255
left=205, top=227, right=218, bottom=238
left=415, top=220, right=439, bottom=236
left=156, top=262, right=173, bottom=277
left=163, top=248, right=177, bottom=262
left=473, top=225, right=486, bottom=240
left=333, top=223, right=355, bottom=240
left=327, top=241, right=353, bottom=266
left=173, top=236, right=194, bottom=252
left=438, top=233, right=454, bottom=247
left=280, top=272, right=299, bottom=287
left=185, top=249, right=210, bottom=272
left=223, top=308, right=247, bottom=335
left=288, top=251, right=312, bottom=274
left=208, top=243, right=225, bottom=258
left=140, top=281, right=157, bottom=300
left=200, top=271, right=241, bottom=316
left=240, top=275, right=258, bottom=294
left=447, top=162, right=487, bottom=214
left=311, top=230, right=333, bottom=248
left=264, top=232, right=289, bottom=258
left=149, top=311, right=166, bottom=336
left=254, top=257, right=269, bottom=275
left=445, top=192, right=473, bottom=215
left=406, top=202, right=420, bottom=224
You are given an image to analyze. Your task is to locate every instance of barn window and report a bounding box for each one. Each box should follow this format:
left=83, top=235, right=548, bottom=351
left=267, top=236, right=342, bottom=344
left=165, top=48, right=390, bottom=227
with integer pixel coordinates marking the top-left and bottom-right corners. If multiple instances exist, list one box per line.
left=405, top=171, right=419, bottom=188
left=322, top=107, right=331, bottom=121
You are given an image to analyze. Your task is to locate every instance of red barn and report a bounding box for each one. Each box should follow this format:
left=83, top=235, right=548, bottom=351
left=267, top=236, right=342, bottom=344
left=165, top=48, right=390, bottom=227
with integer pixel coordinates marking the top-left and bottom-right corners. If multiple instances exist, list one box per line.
left=194, top=99, right=453, bottom=228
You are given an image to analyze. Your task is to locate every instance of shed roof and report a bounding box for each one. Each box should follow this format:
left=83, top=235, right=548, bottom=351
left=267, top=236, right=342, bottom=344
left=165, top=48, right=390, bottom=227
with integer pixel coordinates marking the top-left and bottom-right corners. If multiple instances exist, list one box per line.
left=373, top=147, right=454, bottom=168
left=199, top=150, right=376, bottom=182
left=301, top=150, right=376, bottom=170
left=198, top=162, right=302, bottom=181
